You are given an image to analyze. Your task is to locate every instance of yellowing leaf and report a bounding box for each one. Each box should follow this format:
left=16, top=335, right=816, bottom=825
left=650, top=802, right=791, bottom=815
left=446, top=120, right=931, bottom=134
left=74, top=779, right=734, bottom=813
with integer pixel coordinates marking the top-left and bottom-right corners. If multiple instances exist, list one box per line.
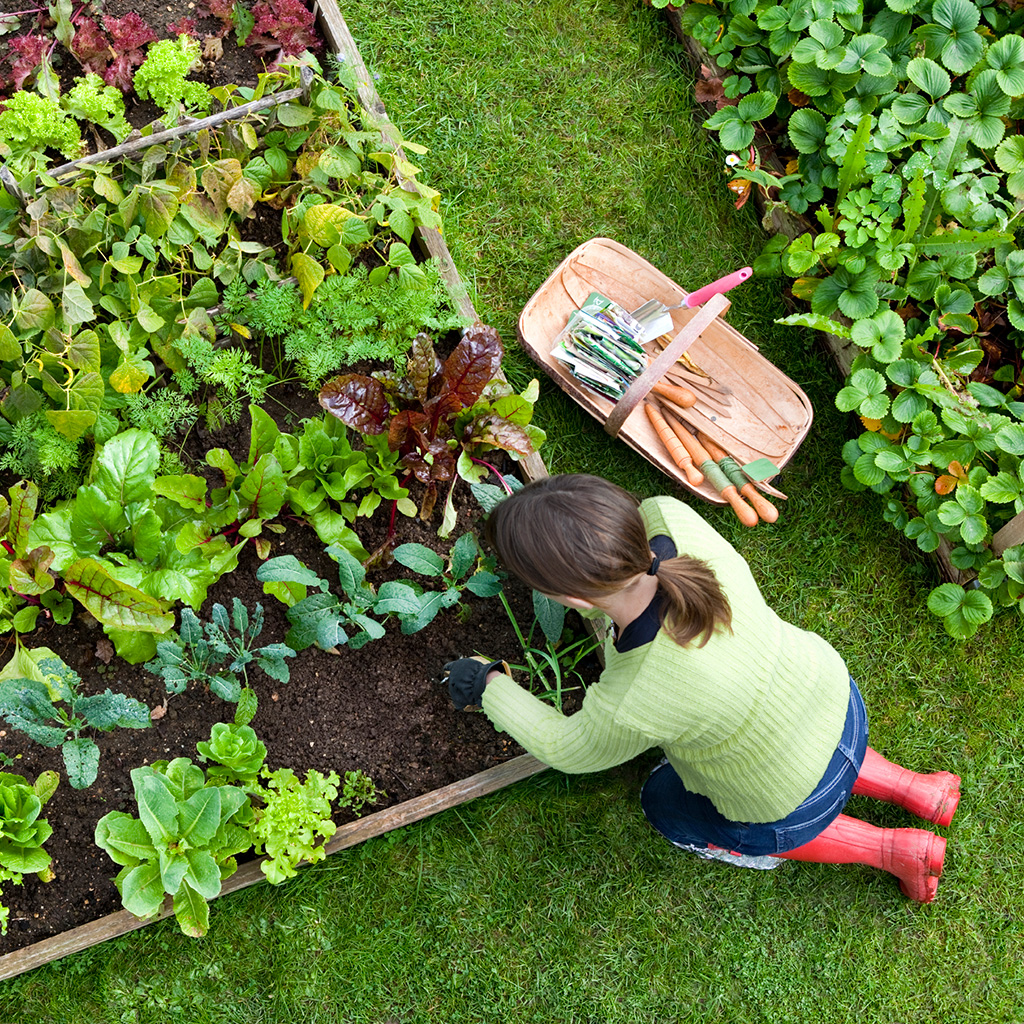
left=302, top=204, right=362, bottom=246
left=291, top=252, right=325, bottom=309
left=110, top=355, right=150, bottom=394
left=230, top=323, right=251, bottom=339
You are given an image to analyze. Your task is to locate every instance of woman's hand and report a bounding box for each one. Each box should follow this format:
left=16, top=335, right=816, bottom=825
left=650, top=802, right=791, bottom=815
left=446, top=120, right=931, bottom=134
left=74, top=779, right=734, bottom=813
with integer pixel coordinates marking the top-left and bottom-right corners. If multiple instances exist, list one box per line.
left=443, top=656, right=509, bottom=710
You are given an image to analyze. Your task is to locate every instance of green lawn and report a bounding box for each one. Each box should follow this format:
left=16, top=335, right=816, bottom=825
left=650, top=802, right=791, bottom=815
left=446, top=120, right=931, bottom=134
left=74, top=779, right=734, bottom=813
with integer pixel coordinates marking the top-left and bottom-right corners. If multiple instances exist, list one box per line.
left=4, top=1, right=1024, bottom=1021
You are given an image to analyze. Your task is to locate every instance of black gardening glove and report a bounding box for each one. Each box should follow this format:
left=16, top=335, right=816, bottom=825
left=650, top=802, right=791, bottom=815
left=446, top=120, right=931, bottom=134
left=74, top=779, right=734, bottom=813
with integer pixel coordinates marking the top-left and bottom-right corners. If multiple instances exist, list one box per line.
left=444, top=657, right=507, bottom=710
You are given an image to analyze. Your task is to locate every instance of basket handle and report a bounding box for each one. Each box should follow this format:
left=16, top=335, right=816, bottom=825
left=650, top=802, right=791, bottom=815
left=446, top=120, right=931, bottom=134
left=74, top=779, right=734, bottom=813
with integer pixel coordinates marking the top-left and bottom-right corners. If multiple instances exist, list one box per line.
left=603, top=293, right=730, bottom=437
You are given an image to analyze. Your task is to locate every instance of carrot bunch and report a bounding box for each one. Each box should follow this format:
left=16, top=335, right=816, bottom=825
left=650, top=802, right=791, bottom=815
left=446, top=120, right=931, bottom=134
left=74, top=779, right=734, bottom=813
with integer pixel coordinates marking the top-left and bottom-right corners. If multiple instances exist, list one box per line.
left=644, top=397, right=778, bottom=527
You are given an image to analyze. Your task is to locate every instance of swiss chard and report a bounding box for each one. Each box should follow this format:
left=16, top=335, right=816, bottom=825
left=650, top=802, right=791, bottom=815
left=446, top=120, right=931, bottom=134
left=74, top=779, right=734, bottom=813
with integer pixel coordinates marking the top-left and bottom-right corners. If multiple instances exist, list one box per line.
left=319, top=324, right=545, bottom=535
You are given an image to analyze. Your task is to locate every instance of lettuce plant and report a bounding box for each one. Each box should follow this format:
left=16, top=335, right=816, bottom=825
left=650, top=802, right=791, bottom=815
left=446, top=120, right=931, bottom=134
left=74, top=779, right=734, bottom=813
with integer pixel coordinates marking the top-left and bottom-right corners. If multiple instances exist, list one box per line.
left=0, top=769, right=58, bottom=936
left=94, top=758, right=252, bottom=937
left=62, top=73, right=132, bottom=143
left=249, top=766, right=339, bottom=884
left=133, top=35, right=212, bottom=121
left=0, top=91, right=81, bottom=173
left=197, top=722, right=268, bottom=786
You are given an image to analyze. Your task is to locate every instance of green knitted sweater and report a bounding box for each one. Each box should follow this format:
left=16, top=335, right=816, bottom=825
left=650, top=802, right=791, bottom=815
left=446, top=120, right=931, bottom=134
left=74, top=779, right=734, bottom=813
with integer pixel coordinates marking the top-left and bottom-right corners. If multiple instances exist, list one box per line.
left=481, top=496, right=851, bottom=823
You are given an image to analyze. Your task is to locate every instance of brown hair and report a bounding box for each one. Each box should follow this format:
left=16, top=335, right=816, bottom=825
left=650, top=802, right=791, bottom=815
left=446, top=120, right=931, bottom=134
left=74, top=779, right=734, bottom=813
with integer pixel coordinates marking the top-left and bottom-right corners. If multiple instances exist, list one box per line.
left=483, top=474, right=731, bottom=648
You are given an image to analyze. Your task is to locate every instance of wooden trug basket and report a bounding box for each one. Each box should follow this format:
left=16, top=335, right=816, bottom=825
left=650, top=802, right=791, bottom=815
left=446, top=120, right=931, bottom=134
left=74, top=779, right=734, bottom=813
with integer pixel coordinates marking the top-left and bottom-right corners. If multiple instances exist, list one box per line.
left=517, top=237, right=814, bottom=504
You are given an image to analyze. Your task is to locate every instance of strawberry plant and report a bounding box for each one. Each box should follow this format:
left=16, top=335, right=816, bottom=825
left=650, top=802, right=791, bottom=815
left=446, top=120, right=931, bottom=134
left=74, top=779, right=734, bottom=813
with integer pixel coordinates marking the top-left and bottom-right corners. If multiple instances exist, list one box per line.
left=673, top=0, right=1024, bottom=636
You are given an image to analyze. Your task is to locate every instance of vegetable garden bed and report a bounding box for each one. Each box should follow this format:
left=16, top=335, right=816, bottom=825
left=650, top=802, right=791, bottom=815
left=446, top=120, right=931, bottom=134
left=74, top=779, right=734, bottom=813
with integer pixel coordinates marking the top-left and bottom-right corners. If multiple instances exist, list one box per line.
left=0, top=0, right=569, bottom=979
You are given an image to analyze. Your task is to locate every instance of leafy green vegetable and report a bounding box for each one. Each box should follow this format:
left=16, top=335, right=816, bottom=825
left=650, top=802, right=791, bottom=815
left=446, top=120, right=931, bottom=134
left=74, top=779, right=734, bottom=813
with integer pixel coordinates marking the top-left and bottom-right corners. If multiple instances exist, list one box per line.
left=94, top=758, right=252, bottom=937
left=0, top=653, right=150, bottom=788
left=0, top=769, right=58, bottom=935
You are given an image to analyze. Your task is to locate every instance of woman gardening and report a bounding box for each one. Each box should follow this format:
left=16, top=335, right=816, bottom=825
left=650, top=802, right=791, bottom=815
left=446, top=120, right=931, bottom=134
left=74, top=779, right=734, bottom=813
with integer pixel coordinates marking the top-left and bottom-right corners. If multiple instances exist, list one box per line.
left=444, top=474, right=960, bottom=902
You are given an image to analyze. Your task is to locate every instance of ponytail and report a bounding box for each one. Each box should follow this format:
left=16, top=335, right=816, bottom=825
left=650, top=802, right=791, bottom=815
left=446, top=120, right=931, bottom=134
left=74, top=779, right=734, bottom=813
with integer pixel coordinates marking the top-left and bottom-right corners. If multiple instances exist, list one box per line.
left=652, top=553, right=732, bottom=648
left=484, top=474, right=731, bottom=648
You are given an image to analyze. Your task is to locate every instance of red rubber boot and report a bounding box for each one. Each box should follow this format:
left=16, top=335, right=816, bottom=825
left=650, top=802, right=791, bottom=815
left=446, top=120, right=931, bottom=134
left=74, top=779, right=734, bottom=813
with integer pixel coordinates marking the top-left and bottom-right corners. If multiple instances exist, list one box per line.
left=773, top=813, right=946, bottom=903
left=852, top=747, right=961, bottom=826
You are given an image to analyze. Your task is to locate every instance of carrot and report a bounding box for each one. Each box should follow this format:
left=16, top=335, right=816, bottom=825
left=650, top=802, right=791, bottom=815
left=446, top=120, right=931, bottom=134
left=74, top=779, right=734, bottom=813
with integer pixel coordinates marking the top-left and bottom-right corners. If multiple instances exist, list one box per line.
left=650, top=380, right=698, bottom=408
left=699, top=433, right=778, bottom=524
left=645, top=400, right=703, bottom=487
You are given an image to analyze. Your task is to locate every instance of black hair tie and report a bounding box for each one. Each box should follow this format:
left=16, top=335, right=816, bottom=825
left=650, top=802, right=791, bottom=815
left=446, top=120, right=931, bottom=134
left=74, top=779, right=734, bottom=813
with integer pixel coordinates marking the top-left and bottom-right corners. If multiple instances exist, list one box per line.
left=646, top=554, right=661, bottom=576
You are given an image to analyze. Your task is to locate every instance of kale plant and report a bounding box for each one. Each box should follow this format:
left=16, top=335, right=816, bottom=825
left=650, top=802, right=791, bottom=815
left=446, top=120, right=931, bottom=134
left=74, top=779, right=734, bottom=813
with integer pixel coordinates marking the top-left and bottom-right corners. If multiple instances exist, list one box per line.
left=256, top=546, right=423, bottom=651
left=0, top=651, right=151, bottom=789
left=145, top=598, right=296, bottom=704
left=391, top=531, right=503, bottom=633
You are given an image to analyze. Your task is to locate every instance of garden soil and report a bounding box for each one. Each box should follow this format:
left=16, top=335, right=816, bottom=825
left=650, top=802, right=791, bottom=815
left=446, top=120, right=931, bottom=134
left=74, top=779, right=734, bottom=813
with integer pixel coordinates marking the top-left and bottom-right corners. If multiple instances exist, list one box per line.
left=1, top=382, right=588, bottom=952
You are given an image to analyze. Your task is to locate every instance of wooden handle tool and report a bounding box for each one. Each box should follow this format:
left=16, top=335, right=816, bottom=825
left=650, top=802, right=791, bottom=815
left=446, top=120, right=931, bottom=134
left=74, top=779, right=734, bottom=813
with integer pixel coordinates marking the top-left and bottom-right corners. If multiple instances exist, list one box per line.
left=699, top=433, right=779, bottom=523
left=657, top=404, right=758, bottom=527
left=645, top=400, right=703, bottom=487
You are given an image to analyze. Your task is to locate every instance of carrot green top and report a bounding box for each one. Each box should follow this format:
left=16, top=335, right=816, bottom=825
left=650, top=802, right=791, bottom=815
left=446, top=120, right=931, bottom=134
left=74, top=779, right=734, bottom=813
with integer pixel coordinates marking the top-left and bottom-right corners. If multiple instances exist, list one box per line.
left=481, top=496, right=851, bottom=823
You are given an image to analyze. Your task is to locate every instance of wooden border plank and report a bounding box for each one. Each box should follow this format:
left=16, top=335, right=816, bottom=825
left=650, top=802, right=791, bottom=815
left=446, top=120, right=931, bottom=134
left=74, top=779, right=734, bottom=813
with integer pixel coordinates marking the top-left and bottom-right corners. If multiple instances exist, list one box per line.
left=0, top=2, right=550, bottom=980
left=0, top=754, right=546, bottom=981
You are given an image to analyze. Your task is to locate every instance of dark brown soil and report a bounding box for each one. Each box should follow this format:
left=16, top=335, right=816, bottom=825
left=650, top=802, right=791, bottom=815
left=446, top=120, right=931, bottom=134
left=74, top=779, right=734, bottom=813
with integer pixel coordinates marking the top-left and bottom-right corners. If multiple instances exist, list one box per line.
left=1, top=446, right=586, bottom=954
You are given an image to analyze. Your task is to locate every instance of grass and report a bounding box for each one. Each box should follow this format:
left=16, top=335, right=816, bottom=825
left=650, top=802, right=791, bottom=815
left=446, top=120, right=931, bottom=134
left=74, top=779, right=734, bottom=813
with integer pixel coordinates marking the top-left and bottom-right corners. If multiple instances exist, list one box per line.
left=4, top=0, right=1024, bottom=1020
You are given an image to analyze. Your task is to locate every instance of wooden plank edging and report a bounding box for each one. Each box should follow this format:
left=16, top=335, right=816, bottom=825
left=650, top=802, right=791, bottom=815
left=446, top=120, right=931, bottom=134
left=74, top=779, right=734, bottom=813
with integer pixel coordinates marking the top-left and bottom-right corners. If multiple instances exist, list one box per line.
left=0, top=754, right=547, bottom=981
left=0, top=2, right=551, bottom=981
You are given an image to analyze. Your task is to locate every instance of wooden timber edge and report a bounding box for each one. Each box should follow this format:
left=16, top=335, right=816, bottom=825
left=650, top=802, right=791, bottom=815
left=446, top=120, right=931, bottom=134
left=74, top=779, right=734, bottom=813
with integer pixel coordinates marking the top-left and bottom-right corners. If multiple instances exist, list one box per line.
left=0, top=0, right=551, bottom=982
left=0, top=754, right=548, bottom=981
left=662, top=4, right=1024, bottom=580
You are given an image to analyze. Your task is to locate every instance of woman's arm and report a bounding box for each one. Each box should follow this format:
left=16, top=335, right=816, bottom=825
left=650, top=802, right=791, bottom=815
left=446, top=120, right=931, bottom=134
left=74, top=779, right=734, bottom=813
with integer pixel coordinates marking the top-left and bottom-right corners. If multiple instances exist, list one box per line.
left=481, top=672, right=654, bottom=773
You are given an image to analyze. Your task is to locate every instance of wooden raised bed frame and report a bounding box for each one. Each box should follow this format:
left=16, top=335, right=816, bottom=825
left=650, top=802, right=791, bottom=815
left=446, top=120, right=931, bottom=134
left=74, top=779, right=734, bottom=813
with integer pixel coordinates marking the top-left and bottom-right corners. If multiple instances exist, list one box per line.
left=0, top=1, right=548, bottom=981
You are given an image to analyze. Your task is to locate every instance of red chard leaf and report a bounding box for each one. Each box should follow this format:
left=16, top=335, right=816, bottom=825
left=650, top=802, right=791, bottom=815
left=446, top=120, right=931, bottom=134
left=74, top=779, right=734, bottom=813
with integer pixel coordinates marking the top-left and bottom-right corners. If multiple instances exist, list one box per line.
left=388, top=410, right=431, bottom=454
left=319, top=374, right=390, bottom=434
left=465, top=415, right=535, bottom=456
left=436, top=327, right=503, bottom=424
left=408, top=332, right=440, bottom=406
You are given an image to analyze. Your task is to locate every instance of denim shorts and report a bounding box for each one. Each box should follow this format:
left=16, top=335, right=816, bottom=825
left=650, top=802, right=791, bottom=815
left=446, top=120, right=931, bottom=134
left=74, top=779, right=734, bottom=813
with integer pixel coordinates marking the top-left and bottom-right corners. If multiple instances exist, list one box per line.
left=640, top=678, right=868, bottom=857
